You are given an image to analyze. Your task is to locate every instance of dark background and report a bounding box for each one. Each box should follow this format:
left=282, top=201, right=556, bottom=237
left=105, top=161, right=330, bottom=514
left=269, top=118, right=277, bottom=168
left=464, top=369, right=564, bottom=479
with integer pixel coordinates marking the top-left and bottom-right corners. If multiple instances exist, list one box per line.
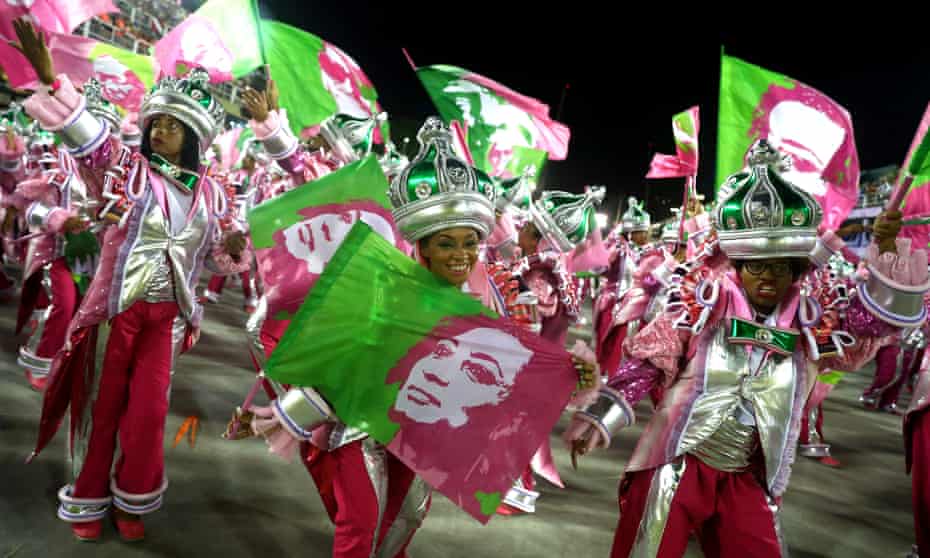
left=188, top=1, right=930, bottom=222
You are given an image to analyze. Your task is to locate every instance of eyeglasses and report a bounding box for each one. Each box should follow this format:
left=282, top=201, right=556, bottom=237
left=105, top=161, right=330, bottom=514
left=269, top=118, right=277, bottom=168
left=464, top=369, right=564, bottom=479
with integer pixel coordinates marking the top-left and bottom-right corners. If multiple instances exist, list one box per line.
left=742, top=261, right=792, bottom=278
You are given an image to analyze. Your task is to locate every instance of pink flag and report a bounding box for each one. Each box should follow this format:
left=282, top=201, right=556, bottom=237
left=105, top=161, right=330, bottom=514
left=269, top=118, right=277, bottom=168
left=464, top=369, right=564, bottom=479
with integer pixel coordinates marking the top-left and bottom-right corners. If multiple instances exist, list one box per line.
left=646, top=153, right=696, bottom=179
left=384, top=313, right=576, bottom=522
left=154, top=15, right=234, bottom=83
left=646, top=106, right=700, bottom=179
left=0, top=0, right=115, bottom=40
left=318, top=41, right=387, bottom=143
left=1, top=31, right=155, bottom=112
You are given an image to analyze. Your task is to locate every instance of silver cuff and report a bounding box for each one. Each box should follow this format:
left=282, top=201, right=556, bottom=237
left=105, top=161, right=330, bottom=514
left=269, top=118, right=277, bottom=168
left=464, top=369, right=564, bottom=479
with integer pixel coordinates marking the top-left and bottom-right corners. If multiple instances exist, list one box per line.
left=652, top=262, right=676, bottom=288
left=110, top=477, right=168, bottom=515
left=859, top=263, right=930, bottom=327
left=502, top=483, right=540, bottom=513
left=57, top=485, right=111, bottom=523
left=18, top=346, right=53, bottom=375
left=60, top=108, right=108, bottom=158
left=578, top=387, right=635, bottom=445
left=261, top=123, right=298, bottom=161
left=121, top=131, right=142, bottom=147
left=26, top=201, right=56, bottom=229
left=809, top=236, right=838, bottom=268
left=0, top=157, right=22, bottom=172
left=273, top=388, right=335, bottom=440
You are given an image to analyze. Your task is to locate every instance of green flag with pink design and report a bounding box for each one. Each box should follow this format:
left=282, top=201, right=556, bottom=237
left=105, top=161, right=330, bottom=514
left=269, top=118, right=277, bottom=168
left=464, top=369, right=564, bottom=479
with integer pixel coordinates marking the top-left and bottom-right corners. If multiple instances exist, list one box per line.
left=415, top=64, right=570, bottom=179
left=716, top=54, right=860, bottom=230
left=265, top=222, right=577, bottom=523
left=894, top=102, right=930, bottom=249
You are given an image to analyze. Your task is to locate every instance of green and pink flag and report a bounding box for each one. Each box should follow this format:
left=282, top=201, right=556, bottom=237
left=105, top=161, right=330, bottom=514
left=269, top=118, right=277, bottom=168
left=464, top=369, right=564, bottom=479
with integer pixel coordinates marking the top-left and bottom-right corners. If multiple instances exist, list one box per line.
left=0, top=31, right=156, bottom=112
left=259, top=20, right=385, bottom=139
left=647, top=106, right=699, bottom=179
left=415, top=64, right=569, bottom=179
left=153, top=0, right=262, bottom=82
left=893, top=102, right=930, bottom=249
left=155, top=5, right=385, bottom=138
left=717, top=54, right=860, bottom=230
left=265, top=221, right=578, bottom=523
left=247, top=155, right=399, bottom=322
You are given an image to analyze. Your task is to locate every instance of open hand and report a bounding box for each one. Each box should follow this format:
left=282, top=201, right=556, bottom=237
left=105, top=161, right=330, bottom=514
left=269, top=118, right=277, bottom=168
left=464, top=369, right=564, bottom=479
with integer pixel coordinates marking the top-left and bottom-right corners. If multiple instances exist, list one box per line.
left=873, top=210, right=902, bottom=254
left=224, top=230, right=247, bottom=257
left=572, top=355, right=598, bottom=391
left=266, top=78, right=279, bottom=112
left=241, top=88, right=269, bottom=123
left=11, top=18, right=55, bottom=85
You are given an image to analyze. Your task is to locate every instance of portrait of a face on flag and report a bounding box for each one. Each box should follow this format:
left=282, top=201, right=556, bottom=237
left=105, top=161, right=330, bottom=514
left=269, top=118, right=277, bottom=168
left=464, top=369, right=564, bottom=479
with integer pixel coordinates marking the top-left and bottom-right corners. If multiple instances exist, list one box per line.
left=265, top=222, right=578, bottom=522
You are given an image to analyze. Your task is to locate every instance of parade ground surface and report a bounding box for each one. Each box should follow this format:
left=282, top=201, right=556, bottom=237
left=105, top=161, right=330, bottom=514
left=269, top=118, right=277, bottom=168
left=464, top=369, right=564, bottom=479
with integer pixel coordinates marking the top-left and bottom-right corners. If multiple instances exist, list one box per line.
left=0, top=285, right=915, bottom=557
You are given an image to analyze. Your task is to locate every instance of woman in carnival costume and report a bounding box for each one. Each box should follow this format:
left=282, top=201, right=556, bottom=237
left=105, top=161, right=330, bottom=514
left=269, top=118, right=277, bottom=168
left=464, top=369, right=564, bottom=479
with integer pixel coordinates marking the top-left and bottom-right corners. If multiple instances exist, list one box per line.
left=13, top=19, right=248, bottom=543
left=593, top=197, right=654, bottom=380
left=237, top=117, right=597, bottom=557
left=9, top=78, right=118, bottom=392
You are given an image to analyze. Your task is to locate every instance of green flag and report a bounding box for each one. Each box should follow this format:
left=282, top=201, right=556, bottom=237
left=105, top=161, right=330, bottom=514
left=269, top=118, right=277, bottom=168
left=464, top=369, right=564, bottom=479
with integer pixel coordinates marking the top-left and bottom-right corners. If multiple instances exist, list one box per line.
left=415, top=64, right=569, bottom=179
left=259, top=20, right=336, bottom=135
left=265, top=222, right=495, bottom=442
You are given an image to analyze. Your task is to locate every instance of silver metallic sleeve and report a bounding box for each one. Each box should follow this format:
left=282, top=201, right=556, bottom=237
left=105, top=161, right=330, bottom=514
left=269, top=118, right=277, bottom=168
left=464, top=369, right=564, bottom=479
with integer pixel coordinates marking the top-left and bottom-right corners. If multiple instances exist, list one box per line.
left=260, top=121, right=299, bottom=161
left=26, top=200, right=57, bottom=229
left=859, top=263, right=930, bottom=328
left=0, top=157, right=22, bottom=172
left=575, top=387, right=635, bottom=448
left=652, top=261, right=676, bottom=288
left=272, top=387, right=336, bottom=441
left=59, top=107, right=108, bottom=158
left=808, top=236, right=838, bottom=269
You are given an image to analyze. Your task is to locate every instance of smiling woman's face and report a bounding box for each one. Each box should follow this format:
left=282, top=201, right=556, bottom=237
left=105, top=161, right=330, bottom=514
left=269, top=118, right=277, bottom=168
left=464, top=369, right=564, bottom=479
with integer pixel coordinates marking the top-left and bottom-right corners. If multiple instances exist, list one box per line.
left=419, top=227, right=480, bottom=288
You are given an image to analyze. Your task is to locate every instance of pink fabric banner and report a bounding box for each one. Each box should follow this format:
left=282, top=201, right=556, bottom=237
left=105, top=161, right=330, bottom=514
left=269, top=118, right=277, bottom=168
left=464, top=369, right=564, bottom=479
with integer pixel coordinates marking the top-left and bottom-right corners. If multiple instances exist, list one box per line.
left=384, top=313, right=576, bottom=522
left=0, top=0, right=114, bottom=40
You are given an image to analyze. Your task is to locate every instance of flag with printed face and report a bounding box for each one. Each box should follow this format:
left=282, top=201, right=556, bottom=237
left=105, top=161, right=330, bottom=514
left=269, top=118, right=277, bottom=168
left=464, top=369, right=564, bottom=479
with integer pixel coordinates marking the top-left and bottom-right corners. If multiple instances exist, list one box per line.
left=247, top=155, right=399, bottom=321
left=717, top=54, right=860, bottom=230
left=416, top=64, right=569, bottom=179
left=265, top=221, right=578, bottom=523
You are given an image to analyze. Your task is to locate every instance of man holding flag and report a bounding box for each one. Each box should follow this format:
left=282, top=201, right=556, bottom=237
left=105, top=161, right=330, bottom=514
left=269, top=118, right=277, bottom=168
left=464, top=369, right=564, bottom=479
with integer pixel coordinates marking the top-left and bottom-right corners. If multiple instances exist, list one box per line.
left=567, top=140, right=923, bottom=557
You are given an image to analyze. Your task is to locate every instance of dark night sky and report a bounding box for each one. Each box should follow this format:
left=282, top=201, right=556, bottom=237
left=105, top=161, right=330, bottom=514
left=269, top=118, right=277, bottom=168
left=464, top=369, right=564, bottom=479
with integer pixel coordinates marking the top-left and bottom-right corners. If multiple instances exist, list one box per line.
left=202, top=1, right=930, bottom=222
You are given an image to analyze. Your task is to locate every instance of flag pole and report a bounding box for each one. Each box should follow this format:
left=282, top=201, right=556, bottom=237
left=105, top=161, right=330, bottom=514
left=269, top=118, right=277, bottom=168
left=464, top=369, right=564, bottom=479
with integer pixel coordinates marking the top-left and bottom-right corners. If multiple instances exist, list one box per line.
left=401, top=47, right=417, bottom=72
left=678, top=175, right=693, bottom=243
left=251, top=0, right=268, bottom=87
left=556, top=83, right=569, bottom=121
